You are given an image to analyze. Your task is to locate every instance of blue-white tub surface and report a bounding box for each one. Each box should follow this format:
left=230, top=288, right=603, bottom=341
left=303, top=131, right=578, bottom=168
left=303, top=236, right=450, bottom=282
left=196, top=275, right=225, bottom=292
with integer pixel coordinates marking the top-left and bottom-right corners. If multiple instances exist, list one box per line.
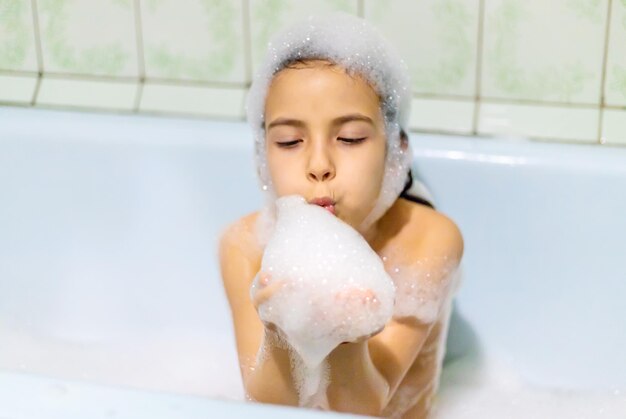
left=1, top=107, right=625, bottom=418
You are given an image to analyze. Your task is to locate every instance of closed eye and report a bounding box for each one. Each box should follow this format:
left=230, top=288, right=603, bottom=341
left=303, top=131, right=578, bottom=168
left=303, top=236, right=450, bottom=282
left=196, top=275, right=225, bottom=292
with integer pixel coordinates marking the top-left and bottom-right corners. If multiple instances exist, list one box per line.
left=338, top=137, right=367, bottom=144
left=276, top=139, right=302, bottom=148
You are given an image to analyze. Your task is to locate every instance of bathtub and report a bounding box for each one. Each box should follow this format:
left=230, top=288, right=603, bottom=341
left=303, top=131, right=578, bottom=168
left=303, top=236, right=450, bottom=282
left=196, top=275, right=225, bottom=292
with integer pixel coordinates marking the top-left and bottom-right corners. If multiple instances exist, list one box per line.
left=0, top=106, right=625, bottom=418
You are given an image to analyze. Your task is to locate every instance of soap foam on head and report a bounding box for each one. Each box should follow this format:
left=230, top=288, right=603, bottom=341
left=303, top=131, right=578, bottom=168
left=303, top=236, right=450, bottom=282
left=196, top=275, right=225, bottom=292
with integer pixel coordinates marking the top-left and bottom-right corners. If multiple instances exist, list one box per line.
left=250, top=195, right=396, bottom=405
left=246, top=12, right=414, bottom=240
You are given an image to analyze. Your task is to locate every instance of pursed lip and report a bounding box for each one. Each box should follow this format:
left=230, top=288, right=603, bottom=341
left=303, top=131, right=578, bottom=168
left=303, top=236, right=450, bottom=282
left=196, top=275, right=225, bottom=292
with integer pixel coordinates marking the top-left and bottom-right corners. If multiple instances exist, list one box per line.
left=308, top=196, right=336, bottom=215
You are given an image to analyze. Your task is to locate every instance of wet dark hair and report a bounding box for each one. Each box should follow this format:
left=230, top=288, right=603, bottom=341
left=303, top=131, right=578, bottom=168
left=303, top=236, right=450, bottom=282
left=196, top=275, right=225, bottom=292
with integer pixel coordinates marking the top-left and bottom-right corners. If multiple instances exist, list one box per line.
left=399, top=170, right=435, bottom=209
left=398, top=129, right=435, bottom=209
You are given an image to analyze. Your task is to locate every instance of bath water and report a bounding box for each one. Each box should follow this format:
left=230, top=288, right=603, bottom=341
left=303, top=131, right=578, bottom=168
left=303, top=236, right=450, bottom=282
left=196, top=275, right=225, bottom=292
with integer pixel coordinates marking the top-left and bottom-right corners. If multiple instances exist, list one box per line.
left=2, top=325, right=625, bottom=417
left=432, top=353, right=626, bottom=418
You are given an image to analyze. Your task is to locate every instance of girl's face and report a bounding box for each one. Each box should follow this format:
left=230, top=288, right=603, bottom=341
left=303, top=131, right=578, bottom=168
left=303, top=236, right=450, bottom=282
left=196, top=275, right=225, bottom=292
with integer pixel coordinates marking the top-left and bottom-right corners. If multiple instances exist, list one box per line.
left=264, top=61, right=387, bottom=230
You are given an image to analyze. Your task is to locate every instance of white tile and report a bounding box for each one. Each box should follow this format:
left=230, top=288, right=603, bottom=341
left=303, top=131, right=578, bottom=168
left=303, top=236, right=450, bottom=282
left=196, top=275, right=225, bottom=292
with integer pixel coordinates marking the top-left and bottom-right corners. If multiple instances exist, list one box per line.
left=37, top=0, right=137, bottom=77
left=0, top=0, right=39, bottom=71
left=139, top=83, right=246, bottom=118
left=482, top=0, right=607, bottom=104
left=409, top=98, right=475, bottom=134
left=478, top=102, right=599, bottom=143
left=249, top=0, right=359, bottom=74
left=364, top=0, right=479, bottom=97
left=0, top=74, right=37, bottom=103
left=605, top=1, right=626, bottom=107
left=36, top=77, right=137, bottom=110
left=140, top=0, right=246, bottom=83
left=602, top=109, right=626, bottom=146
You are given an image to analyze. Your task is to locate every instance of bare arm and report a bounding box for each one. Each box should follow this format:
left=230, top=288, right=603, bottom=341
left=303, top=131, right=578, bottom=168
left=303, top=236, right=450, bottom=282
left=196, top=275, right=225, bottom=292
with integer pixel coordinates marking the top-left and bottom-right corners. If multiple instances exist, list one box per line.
left=218, top=222, right=299, bottom=405
left=326, top=215, right=464, bottom=411
left=369, top=215, right=464, bottom=404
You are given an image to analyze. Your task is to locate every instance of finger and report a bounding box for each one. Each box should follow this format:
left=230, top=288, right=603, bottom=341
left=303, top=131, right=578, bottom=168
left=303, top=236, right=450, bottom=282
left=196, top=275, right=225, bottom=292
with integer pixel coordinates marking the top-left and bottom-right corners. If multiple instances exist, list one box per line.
left=257, top=272, right=272, bottom=287
left=253, top=279, right=285, bottom=309
left=363, top=289, right=381, bottom=308
left=334, top=287, right=380, bottom=308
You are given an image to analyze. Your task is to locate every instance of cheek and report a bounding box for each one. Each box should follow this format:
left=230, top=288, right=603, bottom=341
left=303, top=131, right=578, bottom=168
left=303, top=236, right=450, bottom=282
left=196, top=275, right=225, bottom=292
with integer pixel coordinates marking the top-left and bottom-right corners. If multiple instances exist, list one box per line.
left=343, top=146, right=386, bottom=199
left=266, top=150, right=298, bottom=195
left=360, top=144, right=386, bottom=183
left=365, top=157, right=386, bottom=197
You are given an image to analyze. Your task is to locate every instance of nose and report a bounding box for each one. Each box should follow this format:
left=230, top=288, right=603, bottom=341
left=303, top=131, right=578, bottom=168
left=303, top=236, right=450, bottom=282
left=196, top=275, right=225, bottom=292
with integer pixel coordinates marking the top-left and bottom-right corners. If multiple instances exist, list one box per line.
left=306, top=143, right=335, bottom=182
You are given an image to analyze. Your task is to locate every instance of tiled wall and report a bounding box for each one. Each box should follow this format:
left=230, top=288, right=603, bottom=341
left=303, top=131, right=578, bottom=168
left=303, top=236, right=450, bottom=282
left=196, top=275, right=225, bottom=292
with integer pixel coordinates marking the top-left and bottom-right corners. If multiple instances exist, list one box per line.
left=1, top=0, right=625, bottom=146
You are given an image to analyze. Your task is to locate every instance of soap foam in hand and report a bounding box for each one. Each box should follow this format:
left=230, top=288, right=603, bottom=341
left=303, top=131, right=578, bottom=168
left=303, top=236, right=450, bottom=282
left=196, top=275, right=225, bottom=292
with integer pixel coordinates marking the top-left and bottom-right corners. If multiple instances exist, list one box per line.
left=250, top=195, right=395, bottom=404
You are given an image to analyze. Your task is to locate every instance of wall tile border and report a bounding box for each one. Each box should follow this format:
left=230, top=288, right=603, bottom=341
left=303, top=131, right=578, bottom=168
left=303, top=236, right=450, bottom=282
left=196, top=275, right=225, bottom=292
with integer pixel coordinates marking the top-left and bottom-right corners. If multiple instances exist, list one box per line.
left=0, top=0, right=623, bottom=147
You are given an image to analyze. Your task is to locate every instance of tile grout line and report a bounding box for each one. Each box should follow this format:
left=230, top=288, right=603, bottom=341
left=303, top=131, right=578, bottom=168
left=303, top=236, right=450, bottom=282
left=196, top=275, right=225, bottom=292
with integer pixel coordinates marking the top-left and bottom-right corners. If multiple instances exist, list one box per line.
left=134, top=82, right=144, bottom=113
left=141, top=77, right=248, bottom=89
left=597, top=0, right=613, bottom=145
left=2, top=69, right=249, bottom=89
left=0, top=69, right=39, bottom=77
left=241, top=0, right=252, bottom=119
left=411, top=92, right=476, bottom=102
left=242, top=0, right=252, bottom=84
left=30, top=0, right=44, bottom=105
left=476, top=96, right=602, bottom=109
left=133, top=0, right=146, bottom=112
left=471, top=0, right=485, bottom=136
left=32, top=71, right=138, bottom=83
left=409, top=94, right=605, bottom=110
left=4, top=101, right=244, bottom=122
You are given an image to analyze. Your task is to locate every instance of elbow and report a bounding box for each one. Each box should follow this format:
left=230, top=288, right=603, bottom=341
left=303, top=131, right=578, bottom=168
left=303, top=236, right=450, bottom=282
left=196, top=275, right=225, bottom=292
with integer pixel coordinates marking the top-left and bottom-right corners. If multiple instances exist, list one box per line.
left=243, top=371, right=300, bottom=407
left=328, top=378, right=391, bottom=417
left=333, top=395, right=388, bottom=417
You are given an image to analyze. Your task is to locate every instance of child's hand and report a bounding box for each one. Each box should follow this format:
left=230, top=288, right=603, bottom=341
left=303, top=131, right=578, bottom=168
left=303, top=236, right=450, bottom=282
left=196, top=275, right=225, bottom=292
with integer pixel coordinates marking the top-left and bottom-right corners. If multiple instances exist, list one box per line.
left=251, top=272, right=286, bottom=333
left=252, top=272, right=385, bottom=343
left=334, top=287, right=385, bottom=343
left=251, top=272, right=285, bottom=310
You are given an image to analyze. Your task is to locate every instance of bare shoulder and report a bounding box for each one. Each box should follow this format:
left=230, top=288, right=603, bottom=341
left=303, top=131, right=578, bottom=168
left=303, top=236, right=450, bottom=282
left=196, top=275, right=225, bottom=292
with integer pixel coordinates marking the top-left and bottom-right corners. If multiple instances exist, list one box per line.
left=398, top=199, right=464, bottom=264
left=420, top=205, right=464, bottom=257
left=219, top=211, right=263, bottom=259
left=218, top=211, right=264, bottom=305
left=218, top=212, right=268, bottom=373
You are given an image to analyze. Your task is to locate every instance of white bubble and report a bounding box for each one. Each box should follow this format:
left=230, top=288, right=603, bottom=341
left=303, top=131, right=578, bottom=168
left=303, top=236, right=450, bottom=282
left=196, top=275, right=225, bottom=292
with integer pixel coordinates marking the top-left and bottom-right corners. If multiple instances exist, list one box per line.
left=391, top=260, right=462, bottom=324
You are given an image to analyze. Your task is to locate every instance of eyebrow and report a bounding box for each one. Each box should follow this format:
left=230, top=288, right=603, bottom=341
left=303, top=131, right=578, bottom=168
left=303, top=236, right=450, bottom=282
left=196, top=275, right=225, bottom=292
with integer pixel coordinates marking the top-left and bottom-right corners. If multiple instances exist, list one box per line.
left=266, top=113, right=374, bottom=130
left=266, top=118, right=305, bottom=130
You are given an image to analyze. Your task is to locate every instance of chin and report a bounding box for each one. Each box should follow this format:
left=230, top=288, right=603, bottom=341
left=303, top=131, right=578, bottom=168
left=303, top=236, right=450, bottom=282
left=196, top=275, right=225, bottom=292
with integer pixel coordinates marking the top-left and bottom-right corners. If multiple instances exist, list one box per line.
left=339, top=215, right=358, bottom=230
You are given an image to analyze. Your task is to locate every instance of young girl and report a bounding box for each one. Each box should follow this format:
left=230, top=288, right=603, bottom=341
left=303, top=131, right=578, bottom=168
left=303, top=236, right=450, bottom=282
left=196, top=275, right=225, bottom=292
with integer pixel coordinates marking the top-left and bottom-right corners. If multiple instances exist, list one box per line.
left=219, top=13, right=464, bottom=419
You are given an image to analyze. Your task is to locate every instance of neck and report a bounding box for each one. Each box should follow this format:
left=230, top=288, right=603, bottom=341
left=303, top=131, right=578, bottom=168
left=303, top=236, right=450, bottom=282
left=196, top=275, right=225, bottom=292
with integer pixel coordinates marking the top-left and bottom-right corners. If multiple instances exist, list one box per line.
left=360, top=217, right=384, bottom=251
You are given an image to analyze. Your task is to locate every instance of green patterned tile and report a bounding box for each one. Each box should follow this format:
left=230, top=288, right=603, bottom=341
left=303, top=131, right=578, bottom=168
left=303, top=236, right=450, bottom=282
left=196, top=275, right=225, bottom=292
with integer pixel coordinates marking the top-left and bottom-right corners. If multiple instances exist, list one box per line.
left=249, top=0, right=358, bottom=74
left=605, top=0, right=626, bottom=106
left=37, top=0, right=137, bottom=77
left=141, top=0, right=245, bottom=83
left=0, top=0, right=38, bottom=71
left=364, top=0, right=479, bottom=97
left=482, top=0, right=607, bottom=104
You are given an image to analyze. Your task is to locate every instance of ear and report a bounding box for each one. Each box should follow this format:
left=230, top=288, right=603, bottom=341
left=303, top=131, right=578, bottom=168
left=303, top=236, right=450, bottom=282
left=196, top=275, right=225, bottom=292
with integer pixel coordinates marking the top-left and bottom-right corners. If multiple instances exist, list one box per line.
left=400, top=129, right=409, bottom=152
